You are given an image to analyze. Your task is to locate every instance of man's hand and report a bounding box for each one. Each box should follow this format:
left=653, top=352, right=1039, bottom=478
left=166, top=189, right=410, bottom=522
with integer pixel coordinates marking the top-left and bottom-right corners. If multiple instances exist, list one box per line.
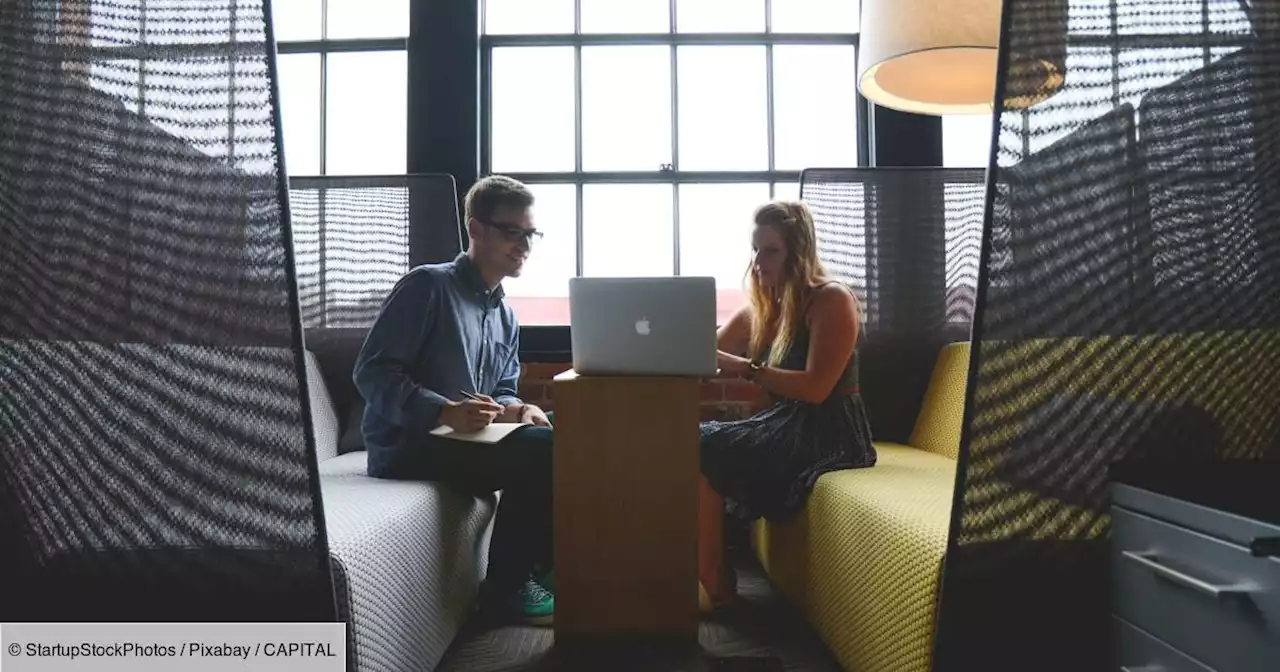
left=518, top=404, right=552, bottom=427
left=439, top=397, right=504, bottom=432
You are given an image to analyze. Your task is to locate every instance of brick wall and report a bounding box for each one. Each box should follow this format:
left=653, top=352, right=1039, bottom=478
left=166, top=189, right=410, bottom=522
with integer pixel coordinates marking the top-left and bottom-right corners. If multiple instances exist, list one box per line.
left=517, top=363, right=765, bottom=422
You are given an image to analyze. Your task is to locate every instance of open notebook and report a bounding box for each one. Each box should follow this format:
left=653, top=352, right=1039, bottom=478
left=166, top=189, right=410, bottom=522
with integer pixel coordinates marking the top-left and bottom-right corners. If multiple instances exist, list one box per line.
left=429, top=423, right=525, bottom=444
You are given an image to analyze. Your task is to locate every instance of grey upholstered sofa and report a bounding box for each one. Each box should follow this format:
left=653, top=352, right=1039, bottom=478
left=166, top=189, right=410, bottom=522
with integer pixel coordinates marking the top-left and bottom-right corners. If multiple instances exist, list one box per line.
left=302, top=328, right=496, bottom=672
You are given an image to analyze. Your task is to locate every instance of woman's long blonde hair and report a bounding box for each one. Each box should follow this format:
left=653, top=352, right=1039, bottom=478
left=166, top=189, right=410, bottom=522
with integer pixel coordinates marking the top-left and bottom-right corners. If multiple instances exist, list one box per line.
left=746, top=200, right=831, bottom=366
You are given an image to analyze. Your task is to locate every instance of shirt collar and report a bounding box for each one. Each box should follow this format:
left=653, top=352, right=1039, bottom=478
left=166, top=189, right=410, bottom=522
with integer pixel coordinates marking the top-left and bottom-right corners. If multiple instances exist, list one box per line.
left=454, top=252, right=505, bottom=303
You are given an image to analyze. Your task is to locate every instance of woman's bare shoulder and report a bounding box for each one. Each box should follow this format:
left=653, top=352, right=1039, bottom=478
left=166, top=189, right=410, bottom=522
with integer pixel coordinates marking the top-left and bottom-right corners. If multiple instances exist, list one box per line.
left=807, top=281, right=859, bottom=321
left=728, top=302, right=755, bottom=325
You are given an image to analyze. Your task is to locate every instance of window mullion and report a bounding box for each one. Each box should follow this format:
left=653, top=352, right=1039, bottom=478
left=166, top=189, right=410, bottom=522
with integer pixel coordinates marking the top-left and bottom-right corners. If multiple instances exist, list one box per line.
left=574, top=0, right=584, bottom=277
left=765, top=42, right=775, bottom=174
left=319, top=0, right=328, bottom=175
left=320, top=52, right=328, bottom=175
left=575, top=183, right=585, bottom=278
left=670, top=0, right=680, bottom=276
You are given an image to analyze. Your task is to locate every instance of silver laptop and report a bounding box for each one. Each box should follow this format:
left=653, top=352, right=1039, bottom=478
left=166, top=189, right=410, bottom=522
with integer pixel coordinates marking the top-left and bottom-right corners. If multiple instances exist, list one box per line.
left=569, top=276, right=718, bottom=377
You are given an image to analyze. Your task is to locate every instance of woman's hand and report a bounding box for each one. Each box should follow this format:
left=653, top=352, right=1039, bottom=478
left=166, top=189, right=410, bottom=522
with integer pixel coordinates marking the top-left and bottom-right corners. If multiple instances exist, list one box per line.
left=716, top=350, right=751, bottom=377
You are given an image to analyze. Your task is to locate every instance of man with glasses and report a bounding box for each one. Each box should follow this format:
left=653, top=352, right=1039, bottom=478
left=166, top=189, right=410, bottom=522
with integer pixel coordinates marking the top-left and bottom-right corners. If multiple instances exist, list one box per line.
left=353, top=175, right=556, bottom=625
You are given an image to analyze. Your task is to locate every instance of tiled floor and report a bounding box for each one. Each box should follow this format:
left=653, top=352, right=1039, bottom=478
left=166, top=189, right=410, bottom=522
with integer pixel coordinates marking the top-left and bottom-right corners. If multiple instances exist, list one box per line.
left=435, top=558, right=841, bottom=672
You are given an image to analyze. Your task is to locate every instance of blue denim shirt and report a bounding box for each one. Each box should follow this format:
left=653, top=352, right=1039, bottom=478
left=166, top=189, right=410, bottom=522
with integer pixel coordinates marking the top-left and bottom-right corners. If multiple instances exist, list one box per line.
left=352, top=253, right=522, bottom=473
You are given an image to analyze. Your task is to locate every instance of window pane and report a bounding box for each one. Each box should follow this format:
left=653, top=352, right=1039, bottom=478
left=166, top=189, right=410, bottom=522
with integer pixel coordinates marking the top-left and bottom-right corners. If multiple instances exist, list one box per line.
left=144, top=2, right=242, bottom=45
left=581, top=0, right=669, bottom=33
left=491, top=47, right=576, bottom=172
left=89, top=60, right=141, bottom=114
left=582, top=46, right=672, bottom=171
left=504, top=184, right=578, bottom=325
left=773, top=182, right=800, bottom=202
left=677, top=46, right=768, bottom=170
left=1119, top=47, right=1231, bottom=110
left=1066, top=0, right=1114, bottom=34
left=773, top=45, right=858, bottom=170
left=943, top=114, right=993, bottom=168
left=677, top=0, right=765, bottom=32
left=270, top=0, right=321, bottom=41
left=1025, top=47, right=1114, bottom=155
left=770, top=0, right=860, bottom=33
left=679, top=183, right=768, bottom=321
left=143, top=58, right=233, bottom=160
left=326, top=51, right=407, bottom=175
left=583, top=184, right=674, bottom=277
left=1114, top=0, right=1251, bottom=35
left=90, top=0, right=141, bottom=46
left=484, top=0, right=574, bottom=34
left=326, top=0, right=409, bottom=39
left=277, top=53, right=322, bottom=176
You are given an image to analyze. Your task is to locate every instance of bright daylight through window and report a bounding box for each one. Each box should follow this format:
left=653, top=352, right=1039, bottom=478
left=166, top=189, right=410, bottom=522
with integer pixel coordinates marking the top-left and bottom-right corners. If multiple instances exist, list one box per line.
left=271, top=0, right=408, bottom=177
left=943, top=114, right=994, bottom=169
left=484, top=0, right=863, bottom=325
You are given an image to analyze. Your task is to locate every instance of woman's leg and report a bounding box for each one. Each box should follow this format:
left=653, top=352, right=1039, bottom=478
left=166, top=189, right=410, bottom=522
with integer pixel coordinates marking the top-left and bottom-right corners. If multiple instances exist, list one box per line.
left=698, top=476, right=735, bottom=609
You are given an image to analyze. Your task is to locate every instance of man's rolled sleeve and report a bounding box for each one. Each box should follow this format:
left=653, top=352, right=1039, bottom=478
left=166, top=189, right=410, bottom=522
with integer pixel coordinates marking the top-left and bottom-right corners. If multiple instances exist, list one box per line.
left=353, top=271, right=450, bottom=436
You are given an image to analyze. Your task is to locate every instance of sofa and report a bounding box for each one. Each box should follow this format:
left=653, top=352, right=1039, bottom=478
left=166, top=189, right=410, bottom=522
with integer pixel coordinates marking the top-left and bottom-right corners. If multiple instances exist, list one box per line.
left=302, top=328, right=497, bottom=672
left=753, top=341, right=970, bottom=672
left=753, top=330, right=1280, bottom=672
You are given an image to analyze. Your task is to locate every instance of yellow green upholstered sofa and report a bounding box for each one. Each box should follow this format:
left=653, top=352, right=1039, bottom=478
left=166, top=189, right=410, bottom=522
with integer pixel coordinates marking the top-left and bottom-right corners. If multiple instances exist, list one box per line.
left=752, top=342, right=969, bottom=672
left=753, top=332, right=1280, bottom=672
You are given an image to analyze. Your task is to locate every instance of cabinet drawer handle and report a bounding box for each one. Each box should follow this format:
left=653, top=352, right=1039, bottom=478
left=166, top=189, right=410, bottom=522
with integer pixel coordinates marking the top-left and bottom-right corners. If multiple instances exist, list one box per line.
left=1120, top=666, right=1165, bottom=672
left=1122, top=550, right=1252, bottom=598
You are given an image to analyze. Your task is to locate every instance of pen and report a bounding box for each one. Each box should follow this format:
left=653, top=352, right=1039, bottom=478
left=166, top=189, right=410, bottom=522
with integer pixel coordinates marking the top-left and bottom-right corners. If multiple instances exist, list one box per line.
left=459, top=390, right=491, bottom=403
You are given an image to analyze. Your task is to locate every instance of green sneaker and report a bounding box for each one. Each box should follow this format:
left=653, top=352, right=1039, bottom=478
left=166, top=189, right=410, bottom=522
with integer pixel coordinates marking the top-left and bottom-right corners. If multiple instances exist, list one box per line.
left=517, top=578, right=554, bottom=625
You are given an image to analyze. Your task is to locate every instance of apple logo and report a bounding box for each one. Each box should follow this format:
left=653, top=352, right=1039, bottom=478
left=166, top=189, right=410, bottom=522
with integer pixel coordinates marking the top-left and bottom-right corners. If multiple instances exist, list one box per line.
left=635, top=317, right=651, bottom=336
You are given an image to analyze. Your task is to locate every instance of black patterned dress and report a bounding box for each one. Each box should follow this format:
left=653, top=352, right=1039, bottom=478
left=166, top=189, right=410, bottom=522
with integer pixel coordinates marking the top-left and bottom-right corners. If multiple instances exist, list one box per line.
left=699, top=309, right=876, bottom=523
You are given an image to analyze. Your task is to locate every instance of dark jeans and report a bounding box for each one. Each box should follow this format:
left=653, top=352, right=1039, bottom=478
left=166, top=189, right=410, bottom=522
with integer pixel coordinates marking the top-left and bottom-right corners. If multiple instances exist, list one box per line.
left=374, top=420, right=554, bottom=605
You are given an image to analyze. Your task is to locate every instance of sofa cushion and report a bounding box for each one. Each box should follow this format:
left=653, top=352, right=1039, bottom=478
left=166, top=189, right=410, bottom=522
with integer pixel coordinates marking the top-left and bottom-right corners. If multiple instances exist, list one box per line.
left=339, top=402, right=366, bottom=454
left=304, top=327, right=370, bottom=454
left=318, top=450, right=370, bottom=478
left=908, top=341, right=970, bottom=460
left=305, top=350, right=341, bottom=463
left=755, top=443, right=956, bottom=672
left=320, top=453, right=496, bottom=672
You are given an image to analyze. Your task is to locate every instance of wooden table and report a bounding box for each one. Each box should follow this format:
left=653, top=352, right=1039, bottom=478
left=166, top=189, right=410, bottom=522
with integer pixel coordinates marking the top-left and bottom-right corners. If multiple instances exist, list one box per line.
left=551, top=369, right=701, bottom=645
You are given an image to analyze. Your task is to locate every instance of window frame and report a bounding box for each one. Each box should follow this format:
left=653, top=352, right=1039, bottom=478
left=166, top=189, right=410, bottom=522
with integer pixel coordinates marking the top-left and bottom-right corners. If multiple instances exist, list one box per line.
left=73, top=1, right=409, bottom=179
left=479, top=2, right=868, bottom=355
left=479, top=0, right=868, bottom=287
left=274, top=0, right=408, bottom=178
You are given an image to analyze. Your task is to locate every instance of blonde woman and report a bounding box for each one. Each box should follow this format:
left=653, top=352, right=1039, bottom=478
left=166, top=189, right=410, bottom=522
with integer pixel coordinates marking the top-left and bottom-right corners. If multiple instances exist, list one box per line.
left=698, top=200, right=876, bottom=610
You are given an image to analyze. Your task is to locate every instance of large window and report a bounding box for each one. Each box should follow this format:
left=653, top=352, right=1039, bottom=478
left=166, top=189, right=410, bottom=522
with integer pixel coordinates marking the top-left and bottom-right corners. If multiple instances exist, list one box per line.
left=271, top=0, right=409, bottom=177
left=81, top=0, right=408, bottom=176
left=482, top=0, right=864, bottom=325
left=270, top=0, right=412, bottom=328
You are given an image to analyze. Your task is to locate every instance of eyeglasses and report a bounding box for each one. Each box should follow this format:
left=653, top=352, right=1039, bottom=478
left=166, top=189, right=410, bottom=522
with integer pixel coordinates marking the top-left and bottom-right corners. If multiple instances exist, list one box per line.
left=481, top=220, right=544, bottom=244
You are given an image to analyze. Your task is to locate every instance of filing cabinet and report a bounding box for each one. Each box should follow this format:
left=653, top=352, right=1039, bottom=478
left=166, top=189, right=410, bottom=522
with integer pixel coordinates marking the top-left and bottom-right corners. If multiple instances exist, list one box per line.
left=1111, top=483, right=1280, bottom=672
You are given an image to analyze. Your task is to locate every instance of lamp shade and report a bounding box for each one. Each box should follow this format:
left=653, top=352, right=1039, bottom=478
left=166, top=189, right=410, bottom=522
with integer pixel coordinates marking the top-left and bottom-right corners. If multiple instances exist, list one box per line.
left=858, top=0, right=1066, bottom=115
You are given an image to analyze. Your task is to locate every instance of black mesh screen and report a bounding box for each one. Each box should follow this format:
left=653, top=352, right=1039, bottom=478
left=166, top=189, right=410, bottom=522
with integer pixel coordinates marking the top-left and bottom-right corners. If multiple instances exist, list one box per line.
left=935, top=1, right=1280, bottom=669
left=288, top=175, right=463, bottom=330
left=801, top=168, right=986, bottom=442
left=0, top=0, right=337, bottom=620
